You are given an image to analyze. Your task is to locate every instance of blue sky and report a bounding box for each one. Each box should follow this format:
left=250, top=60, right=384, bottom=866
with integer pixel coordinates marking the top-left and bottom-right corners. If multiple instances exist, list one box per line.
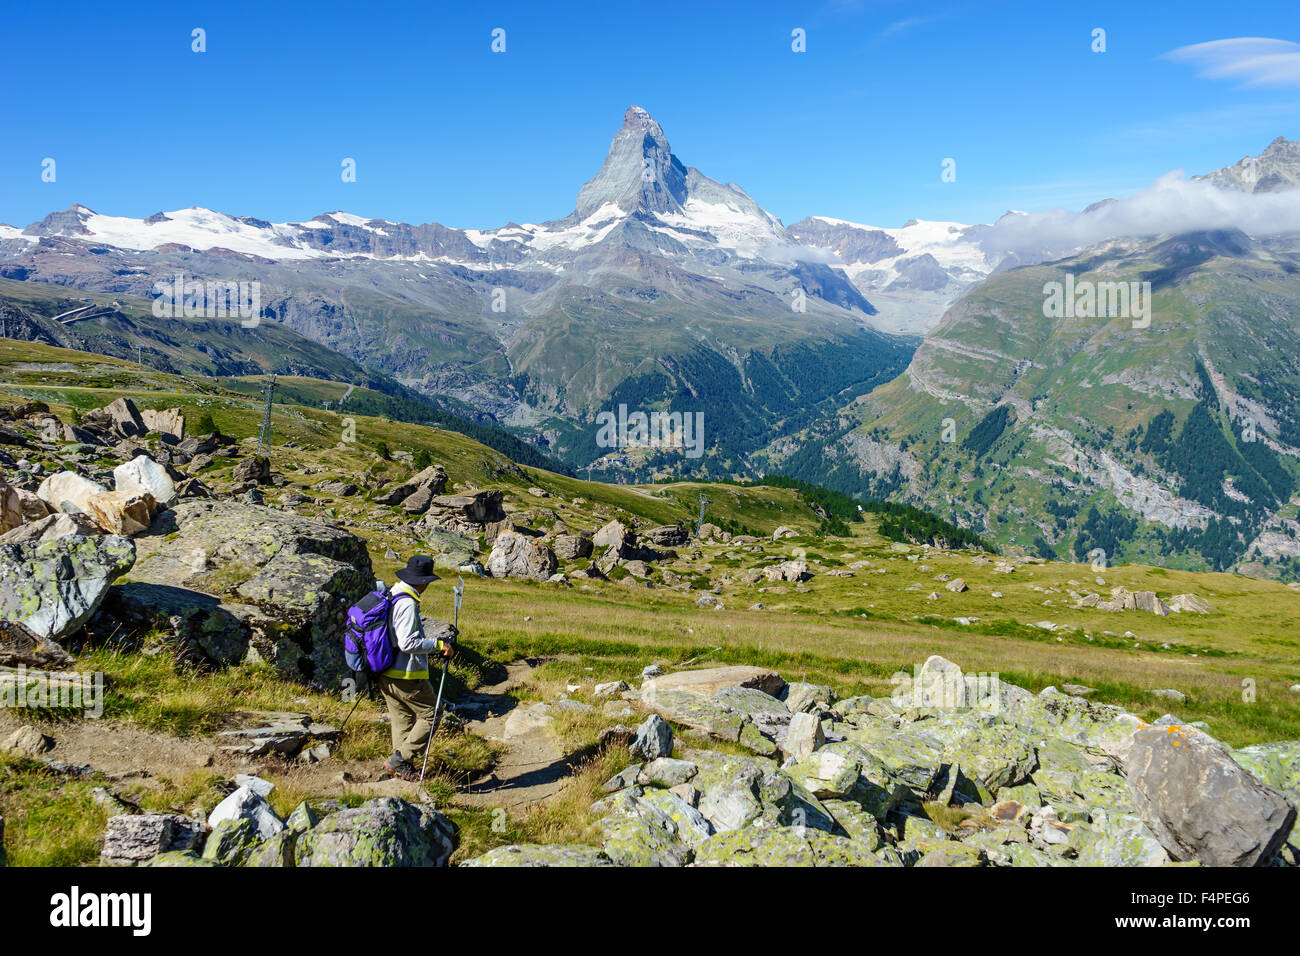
left=2, top=0, right=1297, bottom=230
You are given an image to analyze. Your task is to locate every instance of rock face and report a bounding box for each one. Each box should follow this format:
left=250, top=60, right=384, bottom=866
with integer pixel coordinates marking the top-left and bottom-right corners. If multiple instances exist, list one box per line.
left=114, top=455, right=178, bottom=507
left=119, top=500, right=373, bottom=683
left=36, top=471, right=108, bottom=515
left=0, top=533, right=135, bottom=640
left=1124, top=724, right=1297, bottom=866
left=293, top=798, right=456, bottom=867
left=486, top=530, right=557, bottom=581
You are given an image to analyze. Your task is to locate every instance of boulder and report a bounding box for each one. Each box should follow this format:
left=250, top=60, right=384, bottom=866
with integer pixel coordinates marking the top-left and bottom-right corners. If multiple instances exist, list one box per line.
left=0, top=479, right=23, bottom=533
left=140, top=407, right=185, bottom=439
left=0, top=512, right=99, bottom=545
left=0, top=533, right=135, bottom=640
left=123, top=500, right=373, bottom=683
left=486, top=531, right=557, bottom=581
left=114, top=455, right=178, bottom=507
left=1124, top=723, right=1296, bottom=866
left=1, top=725, right=54, bottom=757
left=693, top=827, right=889, bottom=867
left=772, top=526, right=797, bottom=540
left=85, top=489, right=157, bottom=535
left=100, top=813, right=205, bottom=866
left=0, top=620, right=75, bottom=668
left=293, top=797, right=455, bottom=867
left=208, top=785, right=286, bottom=840
left=642, top=524, right=688, bottom=548
left=98, top=397, right=148, bottom=438
left=764, top=560, right=811, bottom=583
left=553, top=533, right=593, bottom=561
left=36, top=471, right=107, bottom=515
left=630, top=714, right=674, bottom=761
left=945, top=577, right=968, bottom=593
left=593, top=519, right=635, bottom=553
left=782, top=711, right=825, bottom=762
left=201, top=817, right=260, bottom=865
left=232, top=456, right=271, bottom=485
left=428, top=490, right=505, bottom=525
left=1168, top=593, right=1211, bottom=614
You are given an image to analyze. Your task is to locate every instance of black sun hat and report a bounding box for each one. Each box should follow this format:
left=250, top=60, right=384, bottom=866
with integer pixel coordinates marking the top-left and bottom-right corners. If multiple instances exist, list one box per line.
left=396, top=555, right=440, bottom=587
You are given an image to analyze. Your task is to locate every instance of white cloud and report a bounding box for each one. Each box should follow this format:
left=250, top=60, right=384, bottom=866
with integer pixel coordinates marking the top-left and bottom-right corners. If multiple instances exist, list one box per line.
left=1164, top=37, right=1300, bottom=88
left=980, top=171, right=1300, bottom=260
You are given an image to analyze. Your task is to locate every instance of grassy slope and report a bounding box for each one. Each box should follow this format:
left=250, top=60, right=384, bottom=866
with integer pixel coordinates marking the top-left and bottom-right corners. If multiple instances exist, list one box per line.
left=3, top=338, right=1300, bottom=864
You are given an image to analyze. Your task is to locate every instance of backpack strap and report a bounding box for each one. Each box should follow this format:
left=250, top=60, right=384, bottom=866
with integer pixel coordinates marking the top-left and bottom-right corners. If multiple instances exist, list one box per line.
left=386, top=590, right=419, bottom=649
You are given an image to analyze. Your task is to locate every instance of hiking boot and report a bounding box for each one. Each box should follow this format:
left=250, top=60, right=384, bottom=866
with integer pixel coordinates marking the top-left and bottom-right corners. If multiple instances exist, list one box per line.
left=383, top=754, right=420, bottom=782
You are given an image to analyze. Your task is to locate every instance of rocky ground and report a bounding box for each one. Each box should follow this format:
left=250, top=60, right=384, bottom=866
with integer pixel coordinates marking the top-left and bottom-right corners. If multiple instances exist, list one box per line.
left=1, top=387, right=1299, bottom=867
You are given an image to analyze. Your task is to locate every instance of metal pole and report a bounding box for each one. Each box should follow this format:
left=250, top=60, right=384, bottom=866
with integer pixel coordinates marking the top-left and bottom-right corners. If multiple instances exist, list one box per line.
left=256, top=374, right=276, bottom=456
left=419, top=577, right=464, bottom=784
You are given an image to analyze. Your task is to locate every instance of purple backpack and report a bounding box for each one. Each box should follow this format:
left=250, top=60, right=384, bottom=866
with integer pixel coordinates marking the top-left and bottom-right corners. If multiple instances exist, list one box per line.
left=343, top=588, right=414, bottom=675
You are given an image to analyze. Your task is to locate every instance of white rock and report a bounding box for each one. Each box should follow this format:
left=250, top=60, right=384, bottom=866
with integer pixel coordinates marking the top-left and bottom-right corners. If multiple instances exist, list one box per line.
left=114, top=455, right=177, bottom=507
left=208, top=785, right=285, bottom=840
left=36, top=471, right=107, bottom=514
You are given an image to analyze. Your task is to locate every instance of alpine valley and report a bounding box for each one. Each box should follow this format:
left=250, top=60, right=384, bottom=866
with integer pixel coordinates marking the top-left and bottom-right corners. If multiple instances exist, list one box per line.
left=3, top=108, right=1300, bottom=579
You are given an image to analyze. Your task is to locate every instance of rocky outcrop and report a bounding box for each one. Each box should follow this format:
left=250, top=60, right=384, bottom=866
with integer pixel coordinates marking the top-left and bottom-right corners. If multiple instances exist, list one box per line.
left=0, top=533, right=135, bottom=640
left=115, top=500, right=372, bottom=683
left=485, top=530, right=557, bottom=581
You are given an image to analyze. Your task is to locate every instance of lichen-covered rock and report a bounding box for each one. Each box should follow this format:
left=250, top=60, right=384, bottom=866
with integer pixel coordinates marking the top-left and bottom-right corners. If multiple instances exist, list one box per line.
left=784, top=682, right=835, bottom=714
left=1069, top=822, right=1169, bottom=867
left=636, top=757, right=697, bottom=788
left=123, top=500, right=373, bottom=684
left=461, top=844, right=610, bottom=867
left=293, top=798, right=455, bottom=867
left=693, top=827, right=890, bottom=867
left=1232, top=739, right=1300, bottom=845
left=1124, top=724, right=1296, bottom=866
left=600, top=809, right=691, bottom=867
left=202, top=817, right=260, bottom=865
left=245, top=829, right=298, bottom=867
left=0, top=533, right=135, bottom=640
left=635, top=790, right=714, bottom=848
left=287, top=801, right=320, bottom=832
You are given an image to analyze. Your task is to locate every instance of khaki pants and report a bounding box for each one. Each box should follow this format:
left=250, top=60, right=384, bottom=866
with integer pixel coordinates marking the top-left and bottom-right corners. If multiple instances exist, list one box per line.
left=377, top=674, right=438, bottom=764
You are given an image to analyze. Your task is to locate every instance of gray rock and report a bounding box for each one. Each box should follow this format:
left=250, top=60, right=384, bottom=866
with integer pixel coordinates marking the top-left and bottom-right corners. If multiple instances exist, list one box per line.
left=100, top=813, right=205, bottom=866
left=120, top=500, right=374, bottom=684
left=782, top=711, right=825, bottom=762
left=1124, top=724, right=1296, bottom=866
left=201, top=817, right=260, bottom=865
left=637, top=757, right=698, bottom=788
left=0, top=533, right=135, bottom=640
left=293, top=798, right=456, bottom=867
left=207, top=786, right=286, bottom=840
left=485, top=531, right=557, bottom=581
left=630, top=714, right=673, bottom=761
left=1, top=726, right=53, bottom=757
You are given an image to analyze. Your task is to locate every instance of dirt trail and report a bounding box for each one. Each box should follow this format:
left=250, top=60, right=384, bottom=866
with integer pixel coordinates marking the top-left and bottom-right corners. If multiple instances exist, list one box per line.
left=0, top=659, right=575, bottom=815
left=452, top=659, right=574, bottom=812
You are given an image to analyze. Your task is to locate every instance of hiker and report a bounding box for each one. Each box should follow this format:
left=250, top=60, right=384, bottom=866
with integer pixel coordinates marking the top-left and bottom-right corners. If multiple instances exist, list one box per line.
left=378, top=555, right=457, bottom=782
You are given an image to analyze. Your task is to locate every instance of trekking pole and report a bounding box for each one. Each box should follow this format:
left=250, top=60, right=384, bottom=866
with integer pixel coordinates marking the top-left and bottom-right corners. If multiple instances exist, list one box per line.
left=419, top=576, right=464, bottom=784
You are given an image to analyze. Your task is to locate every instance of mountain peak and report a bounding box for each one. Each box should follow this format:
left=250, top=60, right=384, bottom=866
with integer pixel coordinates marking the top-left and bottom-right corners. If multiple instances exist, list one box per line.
left=575, top=106, right=687, bottom=219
